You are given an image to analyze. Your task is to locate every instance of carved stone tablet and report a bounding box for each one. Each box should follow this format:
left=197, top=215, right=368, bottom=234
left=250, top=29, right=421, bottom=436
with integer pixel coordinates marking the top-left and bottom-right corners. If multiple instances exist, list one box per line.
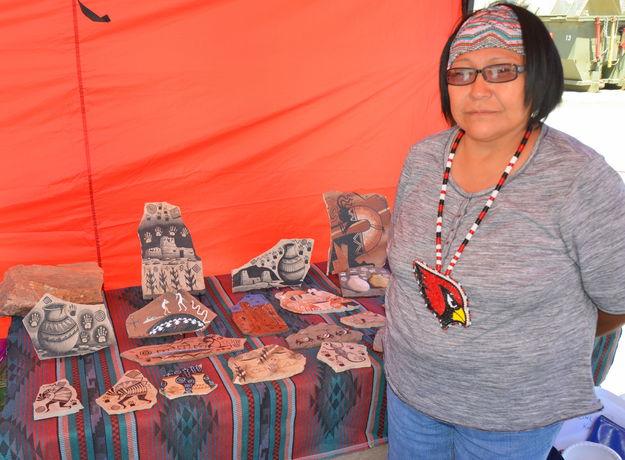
left=285, top=323, right=363, bottom=350
left=96, top=370, right=157, bottom=415
left=126, top=291, right=216, bottom=338
left=339, top=311, right=386, bottom=328
left=338, top=266, right=391, bottom=298
left=228, top=344, right=306, bottom=384
left=231, top=294, right=289, bottom=336
left=160, top=364, right=217, bottom=399
left=0, top=262, right=103, bottom=316
left=121, top=335, right=246, bottom=366
left=34, top=379, right=83, bottom=420
left=24, top=294, right=116, bottom=360
left=317, top=342, right=371, bottom=373
left=275, top=289, right=358, bottom=315
left=323, top=191, right=391, bottom=275
left=231, top=239, right=314, bottom=292
left=139, top=202, right=205, bottom=299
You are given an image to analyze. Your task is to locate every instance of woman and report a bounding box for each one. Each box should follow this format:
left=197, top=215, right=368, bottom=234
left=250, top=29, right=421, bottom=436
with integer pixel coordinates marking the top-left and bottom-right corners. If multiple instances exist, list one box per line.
left=385, top=3, right=625, bottom=459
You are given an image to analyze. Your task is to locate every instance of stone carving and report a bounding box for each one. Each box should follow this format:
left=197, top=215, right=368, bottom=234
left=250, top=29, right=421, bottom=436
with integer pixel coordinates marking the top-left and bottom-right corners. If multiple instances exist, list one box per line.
left=323, top=191, right=391, bottom=275
left=285, top=323, right=363, bottom=350
left=231, top=239, right=314, bottom=292
left=230, top=294, right=289, bottom=336
left=228, top=344, right=306, bottom=384
left=373, top=326, right=385, bottom=352
left=126, top=291, right=216, bottom=338
left=139, top=202, right=205, bottom=299
left=338, top=266, right=391, bottom=298
left=96, top=370, right=157, bottom=415
left=160, top=364, right=217, bottom=399
left=33, top=379, right=83, bottom=420
left=0, top=262, right=103, bottom=316
left=339, top=311, right=386, bottom=328
left=317, top=342, right=371, bottom=373
left=275, top=289, right=358, bottom=315
left=121, top=335, right=246, bottom=366
left=24, top=294, right=116, bottom=360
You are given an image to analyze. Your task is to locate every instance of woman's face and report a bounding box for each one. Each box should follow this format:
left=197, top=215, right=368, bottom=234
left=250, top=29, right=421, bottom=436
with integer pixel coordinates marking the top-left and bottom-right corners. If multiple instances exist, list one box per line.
left=448, top=47, right=530, bottom=143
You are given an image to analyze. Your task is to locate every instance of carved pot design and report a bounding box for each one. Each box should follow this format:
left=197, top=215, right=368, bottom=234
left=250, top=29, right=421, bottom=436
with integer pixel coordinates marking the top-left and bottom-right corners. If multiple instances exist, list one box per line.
left=278, top=243, right=306, bottom=283
left=37, top=304, right=79, bottom=354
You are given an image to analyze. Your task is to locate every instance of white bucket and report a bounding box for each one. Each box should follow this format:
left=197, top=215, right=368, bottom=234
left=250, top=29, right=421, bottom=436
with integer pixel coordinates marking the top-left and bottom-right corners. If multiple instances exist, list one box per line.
left=562, top=441, right=622, bottom=460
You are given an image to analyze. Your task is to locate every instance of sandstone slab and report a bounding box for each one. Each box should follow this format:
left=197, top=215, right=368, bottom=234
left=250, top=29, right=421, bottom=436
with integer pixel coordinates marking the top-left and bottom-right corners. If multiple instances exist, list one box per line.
left=0, top=262, right=103, bottom=316
left=96, top=370, right=157, bottom=415
left=317, top=342, right=371, bottom=373
left=228, top=344, right=306, bottom=384
left=34, top=379, right=83, bottom=420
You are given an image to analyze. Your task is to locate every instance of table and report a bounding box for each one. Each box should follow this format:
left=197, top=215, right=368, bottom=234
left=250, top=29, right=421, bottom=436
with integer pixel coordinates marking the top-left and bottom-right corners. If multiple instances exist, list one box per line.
left=0, top=263, right=387, bottom=459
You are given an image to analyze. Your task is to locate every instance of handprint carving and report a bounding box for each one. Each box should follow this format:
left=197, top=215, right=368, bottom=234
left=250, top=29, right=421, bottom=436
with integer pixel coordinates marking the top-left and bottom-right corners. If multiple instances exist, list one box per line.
left=95, top=326, right=109, bottom=343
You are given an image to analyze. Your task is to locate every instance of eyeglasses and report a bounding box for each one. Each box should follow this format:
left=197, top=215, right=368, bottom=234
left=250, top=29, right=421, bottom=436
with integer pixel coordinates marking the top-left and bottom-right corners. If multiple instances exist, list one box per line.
left=446, top=63, right=525, bottom=86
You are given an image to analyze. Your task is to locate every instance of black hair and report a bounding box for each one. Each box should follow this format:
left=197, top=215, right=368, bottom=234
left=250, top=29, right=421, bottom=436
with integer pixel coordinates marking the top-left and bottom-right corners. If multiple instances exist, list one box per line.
left=439, top=2, right=564, bottom=125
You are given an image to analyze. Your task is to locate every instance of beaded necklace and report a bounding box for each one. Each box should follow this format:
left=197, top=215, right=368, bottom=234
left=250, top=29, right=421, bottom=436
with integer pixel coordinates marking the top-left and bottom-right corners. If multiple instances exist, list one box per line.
left=413, top=125, right=534, bottom=329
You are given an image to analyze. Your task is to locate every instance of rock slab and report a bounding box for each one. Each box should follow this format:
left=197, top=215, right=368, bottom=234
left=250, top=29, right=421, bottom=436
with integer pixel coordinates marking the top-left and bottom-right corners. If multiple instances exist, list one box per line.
left=0, top=262, right=103, bottom=316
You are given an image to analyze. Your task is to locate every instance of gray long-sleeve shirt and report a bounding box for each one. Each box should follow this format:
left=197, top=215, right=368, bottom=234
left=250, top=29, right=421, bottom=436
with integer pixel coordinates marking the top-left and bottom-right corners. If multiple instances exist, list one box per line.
left=385, top=125, right=625, bottom=432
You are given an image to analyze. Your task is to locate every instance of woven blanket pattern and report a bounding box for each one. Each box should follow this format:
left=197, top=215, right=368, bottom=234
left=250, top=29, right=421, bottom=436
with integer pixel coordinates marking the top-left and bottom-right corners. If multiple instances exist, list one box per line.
left=0, top=263, right=387, bottom=459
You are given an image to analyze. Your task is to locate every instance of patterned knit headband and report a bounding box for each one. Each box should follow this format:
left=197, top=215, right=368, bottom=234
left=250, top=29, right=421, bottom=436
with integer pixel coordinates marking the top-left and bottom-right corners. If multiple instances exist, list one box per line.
left=448, top=4, right=524, bottom=69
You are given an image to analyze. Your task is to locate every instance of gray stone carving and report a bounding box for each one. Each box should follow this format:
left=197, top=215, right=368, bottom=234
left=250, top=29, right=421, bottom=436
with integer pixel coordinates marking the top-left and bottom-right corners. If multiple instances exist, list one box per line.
left=231, top=239, right=314, bottom=293
left=24, top=294, right=116, bottom=360
left=138, top=202, right=205, bottom=299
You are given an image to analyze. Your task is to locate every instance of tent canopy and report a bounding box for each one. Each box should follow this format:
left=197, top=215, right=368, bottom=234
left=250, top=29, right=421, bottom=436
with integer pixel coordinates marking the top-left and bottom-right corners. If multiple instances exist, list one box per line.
left=0, top=1, right=460, bottom=289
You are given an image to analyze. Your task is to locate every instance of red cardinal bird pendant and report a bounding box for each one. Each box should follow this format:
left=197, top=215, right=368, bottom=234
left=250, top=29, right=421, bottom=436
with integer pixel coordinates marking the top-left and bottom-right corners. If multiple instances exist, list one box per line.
left=413, top=260, right=471, bottom=329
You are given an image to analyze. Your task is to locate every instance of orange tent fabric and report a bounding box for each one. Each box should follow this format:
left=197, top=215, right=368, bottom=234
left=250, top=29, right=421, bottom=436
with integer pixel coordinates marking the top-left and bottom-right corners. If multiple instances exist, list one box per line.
left=0, top=1, right=460, bottom=290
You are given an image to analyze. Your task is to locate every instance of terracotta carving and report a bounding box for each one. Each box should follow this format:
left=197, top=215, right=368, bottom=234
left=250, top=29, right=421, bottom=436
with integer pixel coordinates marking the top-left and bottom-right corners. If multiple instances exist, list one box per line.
left=339, top=311, right=386, bottom=328
left=285, top=323, right=363, bottom=350
left=323, top=191, right=391, bottom=275
left=0, top=262, right=104, bottom=316
left=24, top=294, right=116, bottom=360
left=121, top=334, right=246, bottom=366
left=228, top=344, right=306, bottom=384
left=139, top=202, right=205, bottom=299
left=126, top=291, right=216, bottom=338
left=231, top=239, right=314, bottom=292
left=317, top=342, right=371, bottom=373
left=338, top=266, right=391, bottom=298
left=34, top=379, right=83, bottom=420
left=275, top=288, right=358, bottom=315
left=230, top=294, right=289, bottom=336
left=160, top=364, right=217, bottom=399
left=96, top=370, right=157, bottom=415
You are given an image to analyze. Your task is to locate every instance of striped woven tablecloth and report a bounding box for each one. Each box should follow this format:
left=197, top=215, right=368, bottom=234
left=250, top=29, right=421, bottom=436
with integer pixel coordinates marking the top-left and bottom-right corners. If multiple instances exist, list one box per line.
left=0, top=263, right=387, bottom=460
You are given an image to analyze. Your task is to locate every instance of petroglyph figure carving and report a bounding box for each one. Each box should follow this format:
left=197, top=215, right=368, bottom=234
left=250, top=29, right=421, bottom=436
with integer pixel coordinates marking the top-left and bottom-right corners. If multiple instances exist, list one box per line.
left=161, top=298, right=171, bottom=315
left=228, top=345, right=306, bottom=384
left=96, top=370, right=157, bottom=415
left=286, top=323, right=363, bottom=350
left=339, top=311, right=386, bottom=329
left=175, top=292, right=187, bottom=311
left=122, top=335, right=246, bottom=366
left=317, top=342, right=371, bottom=373
left=126, top=291, right=216, bottom=338
left=323, top=191, right=391, bottom=275
left=33, top=379, right=83, bottom=420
